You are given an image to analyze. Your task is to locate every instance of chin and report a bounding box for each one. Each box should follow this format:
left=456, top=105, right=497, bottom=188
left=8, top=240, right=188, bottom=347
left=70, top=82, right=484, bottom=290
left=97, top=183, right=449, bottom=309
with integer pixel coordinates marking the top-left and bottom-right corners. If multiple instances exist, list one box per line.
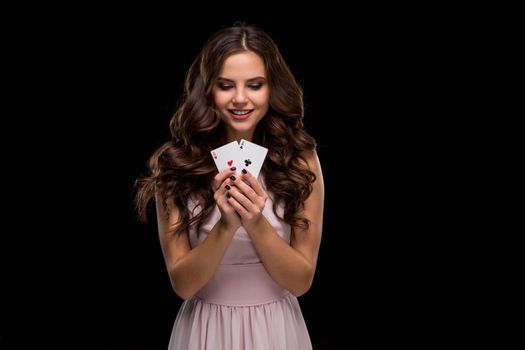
left=224, top=121, right=254, bottom=133
left=231, top=124, right=255, bottom=133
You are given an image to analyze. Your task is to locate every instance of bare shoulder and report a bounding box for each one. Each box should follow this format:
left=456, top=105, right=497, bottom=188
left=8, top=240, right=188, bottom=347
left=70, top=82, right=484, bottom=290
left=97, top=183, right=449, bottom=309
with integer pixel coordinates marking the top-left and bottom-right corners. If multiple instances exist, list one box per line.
left=155, top=189, right=183, bottom=236
left=154, top=188, right=191, bottom=270
left=300, top=149, right=323, bottom=177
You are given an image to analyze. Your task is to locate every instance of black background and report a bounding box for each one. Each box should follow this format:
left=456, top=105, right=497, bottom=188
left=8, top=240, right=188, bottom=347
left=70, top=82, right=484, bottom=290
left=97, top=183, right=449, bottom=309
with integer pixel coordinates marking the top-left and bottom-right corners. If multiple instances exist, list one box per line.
left=2, top=6, right=466, bottom=350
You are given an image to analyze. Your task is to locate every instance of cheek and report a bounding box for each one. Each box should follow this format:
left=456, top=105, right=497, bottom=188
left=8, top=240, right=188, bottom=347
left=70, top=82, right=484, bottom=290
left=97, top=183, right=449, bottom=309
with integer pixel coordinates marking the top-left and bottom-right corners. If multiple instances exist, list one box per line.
left=213, top=92, right=230, bottom=107
left=253, top=90, right=270, bottom=106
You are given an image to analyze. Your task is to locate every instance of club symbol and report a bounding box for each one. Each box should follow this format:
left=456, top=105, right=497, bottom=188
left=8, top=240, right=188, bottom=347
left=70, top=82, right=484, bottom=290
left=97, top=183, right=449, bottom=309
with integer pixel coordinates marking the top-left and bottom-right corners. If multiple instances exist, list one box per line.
left=244, top=159, right=252, bottom=167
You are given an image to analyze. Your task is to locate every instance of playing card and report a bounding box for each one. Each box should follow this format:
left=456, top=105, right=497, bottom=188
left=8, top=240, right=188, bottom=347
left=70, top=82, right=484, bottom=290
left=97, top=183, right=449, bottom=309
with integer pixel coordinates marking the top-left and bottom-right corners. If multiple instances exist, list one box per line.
left=210, top=141, right=242, bottom=174
left=238, top=139, right=268, bottom=178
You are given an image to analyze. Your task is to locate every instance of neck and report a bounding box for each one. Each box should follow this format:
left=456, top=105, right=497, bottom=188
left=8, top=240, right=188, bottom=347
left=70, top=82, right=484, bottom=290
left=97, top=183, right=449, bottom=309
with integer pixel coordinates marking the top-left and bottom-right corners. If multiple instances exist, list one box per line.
left=225, top=129, right=254, bottom=143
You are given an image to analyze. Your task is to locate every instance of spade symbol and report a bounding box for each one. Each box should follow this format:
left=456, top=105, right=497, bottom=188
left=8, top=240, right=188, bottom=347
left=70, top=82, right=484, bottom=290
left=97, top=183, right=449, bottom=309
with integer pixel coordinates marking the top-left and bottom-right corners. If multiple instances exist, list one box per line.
left=244, top=159, right=252, bottom=167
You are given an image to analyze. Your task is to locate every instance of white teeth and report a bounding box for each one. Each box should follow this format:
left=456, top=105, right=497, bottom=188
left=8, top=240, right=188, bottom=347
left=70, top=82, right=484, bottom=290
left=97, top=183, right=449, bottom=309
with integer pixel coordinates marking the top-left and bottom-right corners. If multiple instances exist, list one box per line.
left=231, top=110, right=251, bottom=115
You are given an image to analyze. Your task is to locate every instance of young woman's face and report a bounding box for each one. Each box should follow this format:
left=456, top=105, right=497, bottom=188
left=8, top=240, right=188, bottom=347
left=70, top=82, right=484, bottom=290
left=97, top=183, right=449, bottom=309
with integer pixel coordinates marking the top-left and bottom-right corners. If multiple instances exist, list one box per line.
left=213, top=51, right=270, bottom=140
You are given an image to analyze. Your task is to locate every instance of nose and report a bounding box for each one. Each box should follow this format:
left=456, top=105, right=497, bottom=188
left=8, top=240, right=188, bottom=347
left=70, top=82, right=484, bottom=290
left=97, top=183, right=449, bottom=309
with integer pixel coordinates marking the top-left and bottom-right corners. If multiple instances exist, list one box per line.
left=232, top=89, right=248, bottom=104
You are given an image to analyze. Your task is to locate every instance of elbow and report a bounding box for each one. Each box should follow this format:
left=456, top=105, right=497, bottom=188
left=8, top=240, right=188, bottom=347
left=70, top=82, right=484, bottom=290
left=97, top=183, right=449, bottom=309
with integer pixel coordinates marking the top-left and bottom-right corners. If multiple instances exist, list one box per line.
left=289, top=268, right=315, bottom=297
left=168, top=266, right=196, bottom=301
left=171, top=282, right=196, bottom=301
left=290, top=279, right=313, bottom=297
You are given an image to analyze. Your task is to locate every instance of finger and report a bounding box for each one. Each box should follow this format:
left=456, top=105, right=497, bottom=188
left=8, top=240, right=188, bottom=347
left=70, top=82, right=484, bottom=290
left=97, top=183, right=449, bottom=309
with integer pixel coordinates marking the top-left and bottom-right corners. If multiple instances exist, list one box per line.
left=221, top=192, right=236, bottom=211
left=221, top=174, right=238, bottom=193
left=240, top=169, right=265, bottom=196
left=226, top=194, right=249, bottom=217
left=231, top=176, right=258, bottom=202
left=229, top=186, right=257, bottom=212
left=222, top=174, right=238, bottom=190
left=217, top=188, right=238, bottom=214
left=215, top=179, right=237, bottom=208
left=213, top=167, right=237, bottom=191
left=214, top=176, right=236, bottom=205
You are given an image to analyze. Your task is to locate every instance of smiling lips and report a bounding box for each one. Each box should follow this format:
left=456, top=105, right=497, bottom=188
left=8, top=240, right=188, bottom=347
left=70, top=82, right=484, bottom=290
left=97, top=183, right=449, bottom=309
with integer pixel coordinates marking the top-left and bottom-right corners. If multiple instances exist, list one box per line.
left=228, top=109, right=254, bottom=120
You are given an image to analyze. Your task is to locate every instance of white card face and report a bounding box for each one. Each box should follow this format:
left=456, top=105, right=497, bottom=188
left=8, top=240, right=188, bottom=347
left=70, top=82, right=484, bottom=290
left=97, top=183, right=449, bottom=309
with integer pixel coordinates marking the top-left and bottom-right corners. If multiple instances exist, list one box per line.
left=239, top=139, right=268, bottom=178
left=210, top=141, right=242, bottom=174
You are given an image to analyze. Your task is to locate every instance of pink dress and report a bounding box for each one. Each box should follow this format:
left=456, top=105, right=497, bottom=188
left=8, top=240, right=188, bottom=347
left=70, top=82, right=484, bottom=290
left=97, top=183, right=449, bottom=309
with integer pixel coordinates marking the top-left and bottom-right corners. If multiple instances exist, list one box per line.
left=167, top=178, right=313, bottom=350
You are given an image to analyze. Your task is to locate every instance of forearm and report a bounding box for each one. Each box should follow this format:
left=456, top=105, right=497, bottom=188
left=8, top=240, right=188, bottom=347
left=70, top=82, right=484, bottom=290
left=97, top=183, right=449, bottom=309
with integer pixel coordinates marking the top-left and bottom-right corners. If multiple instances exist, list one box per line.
left=168, top=223, right=235, bottom=300
left=246, top=217, right=314, bottom=296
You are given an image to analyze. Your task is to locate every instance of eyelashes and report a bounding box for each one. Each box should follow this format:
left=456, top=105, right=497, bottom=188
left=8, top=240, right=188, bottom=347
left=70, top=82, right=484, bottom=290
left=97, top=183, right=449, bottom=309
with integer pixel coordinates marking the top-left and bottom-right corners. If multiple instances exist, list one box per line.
left=217, top=83, right=264, bottom=91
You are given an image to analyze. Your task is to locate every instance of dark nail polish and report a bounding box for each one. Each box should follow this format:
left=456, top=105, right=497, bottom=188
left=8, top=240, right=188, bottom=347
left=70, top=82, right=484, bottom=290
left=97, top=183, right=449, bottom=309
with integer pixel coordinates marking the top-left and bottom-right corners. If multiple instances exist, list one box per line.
left=226, top=192, right=231, bottom=198
left=242, top=169, right=247, bottom=174
left=230, top=175, right=236, bottom=181
left=225, top=185, right=230, bottom=190
left=230, top=166, right=236, bottom=171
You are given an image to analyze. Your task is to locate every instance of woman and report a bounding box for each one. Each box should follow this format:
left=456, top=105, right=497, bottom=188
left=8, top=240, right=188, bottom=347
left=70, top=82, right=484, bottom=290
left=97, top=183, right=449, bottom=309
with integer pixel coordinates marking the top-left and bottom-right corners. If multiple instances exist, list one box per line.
left=136, top=23, right=324, bottom=350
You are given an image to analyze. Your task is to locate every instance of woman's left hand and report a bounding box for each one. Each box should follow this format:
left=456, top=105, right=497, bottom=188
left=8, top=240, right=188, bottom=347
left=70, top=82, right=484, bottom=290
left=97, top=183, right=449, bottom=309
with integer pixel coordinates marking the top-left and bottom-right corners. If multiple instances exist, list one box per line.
left=226, top=170, right=268, bottom=230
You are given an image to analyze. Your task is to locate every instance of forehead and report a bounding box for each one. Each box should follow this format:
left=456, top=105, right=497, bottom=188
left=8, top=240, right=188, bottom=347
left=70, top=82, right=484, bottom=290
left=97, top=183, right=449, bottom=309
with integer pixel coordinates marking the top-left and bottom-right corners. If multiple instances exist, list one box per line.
left=219, top=51, right=266, bottom=79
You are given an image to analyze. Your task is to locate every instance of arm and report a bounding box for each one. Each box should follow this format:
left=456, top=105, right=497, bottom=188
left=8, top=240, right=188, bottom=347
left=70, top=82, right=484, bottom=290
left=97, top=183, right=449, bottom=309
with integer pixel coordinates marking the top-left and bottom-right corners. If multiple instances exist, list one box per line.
left=156, top=168, right=241, bottom=300
left=226, top=150, right=324, bottom=296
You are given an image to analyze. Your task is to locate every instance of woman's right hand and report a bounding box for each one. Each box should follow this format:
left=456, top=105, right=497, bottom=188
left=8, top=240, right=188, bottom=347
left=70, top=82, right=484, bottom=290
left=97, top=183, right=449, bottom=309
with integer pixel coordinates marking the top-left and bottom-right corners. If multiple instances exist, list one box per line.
left=213, top=167, right=242, bottom=233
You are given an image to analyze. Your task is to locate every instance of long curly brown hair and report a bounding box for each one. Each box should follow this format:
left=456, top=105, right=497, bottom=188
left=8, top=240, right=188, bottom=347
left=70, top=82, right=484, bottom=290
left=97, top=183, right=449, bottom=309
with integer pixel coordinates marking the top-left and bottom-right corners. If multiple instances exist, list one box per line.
left=135, top=24, right=317, bottom=236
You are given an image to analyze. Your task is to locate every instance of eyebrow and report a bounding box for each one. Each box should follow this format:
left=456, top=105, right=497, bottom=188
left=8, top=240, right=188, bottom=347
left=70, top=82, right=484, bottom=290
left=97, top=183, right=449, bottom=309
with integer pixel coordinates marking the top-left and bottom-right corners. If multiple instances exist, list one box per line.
left=217, top=76, right=266, bottom=83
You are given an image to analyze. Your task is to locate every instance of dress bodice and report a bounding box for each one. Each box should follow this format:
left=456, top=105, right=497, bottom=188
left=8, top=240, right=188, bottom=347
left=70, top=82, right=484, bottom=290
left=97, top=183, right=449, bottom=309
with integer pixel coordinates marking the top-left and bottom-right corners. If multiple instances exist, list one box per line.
left=187, top=176, right=291, bottom=265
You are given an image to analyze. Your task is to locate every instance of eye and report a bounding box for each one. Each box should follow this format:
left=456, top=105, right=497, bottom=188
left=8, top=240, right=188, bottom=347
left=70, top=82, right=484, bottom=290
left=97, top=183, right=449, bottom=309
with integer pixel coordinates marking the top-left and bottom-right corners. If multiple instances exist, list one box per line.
left=248, top=83, right=263, bottom=90
left=218, top=83, right=233, bottom=90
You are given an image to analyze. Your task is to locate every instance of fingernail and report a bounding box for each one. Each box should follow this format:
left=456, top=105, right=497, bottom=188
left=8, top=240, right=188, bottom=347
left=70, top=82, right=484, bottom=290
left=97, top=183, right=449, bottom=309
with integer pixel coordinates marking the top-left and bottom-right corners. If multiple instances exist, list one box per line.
left=225, top=185, right=230, bottom=190
left=242, top=169, right=247, bottom=174
left=230, top=175, right=236, bottom=181
left=230, top=166, right=236, bottom=171
left=226, top=192, right=231, bottom=198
